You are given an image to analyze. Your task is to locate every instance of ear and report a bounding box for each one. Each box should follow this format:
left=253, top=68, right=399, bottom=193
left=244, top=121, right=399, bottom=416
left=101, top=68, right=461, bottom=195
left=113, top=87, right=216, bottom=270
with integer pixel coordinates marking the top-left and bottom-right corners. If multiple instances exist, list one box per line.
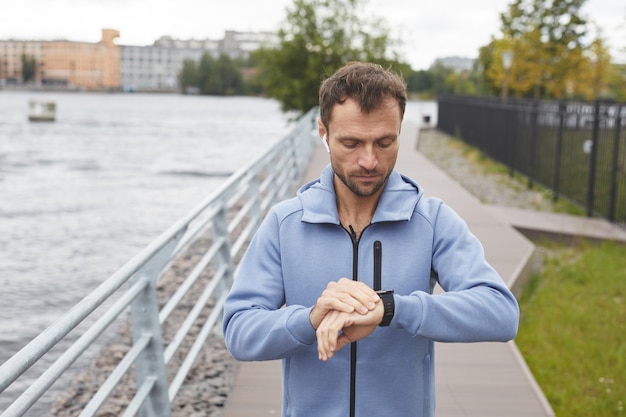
left=317, top=118, right=330, bottom=153
left=317, top=117, right=327, bottom=139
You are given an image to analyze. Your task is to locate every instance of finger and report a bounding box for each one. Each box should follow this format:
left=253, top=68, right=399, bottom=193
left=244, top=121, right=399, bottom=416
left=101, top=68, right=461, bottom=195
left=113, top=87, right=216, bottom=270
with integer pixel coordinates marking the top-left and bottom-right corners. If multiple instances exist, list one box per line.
left=317, top=315, right=340, bottom=360
left=311, top=281, right=372, bottom=329
left=316, top=293, right=356, bottom=314
left=352, top=286, right=380, bottom=312
left=335, top=333, right=354, bottom=352
left=326, top=280, right=379, bottom=314
left=309, top=296, right=351, bottom=330
left=317, top=311, right=366, bottom=360
left=316, top=311, right=346, bottom=361
left=317, top=324, right=336, bottom=361
left=336, top=279, right=379, bottom=300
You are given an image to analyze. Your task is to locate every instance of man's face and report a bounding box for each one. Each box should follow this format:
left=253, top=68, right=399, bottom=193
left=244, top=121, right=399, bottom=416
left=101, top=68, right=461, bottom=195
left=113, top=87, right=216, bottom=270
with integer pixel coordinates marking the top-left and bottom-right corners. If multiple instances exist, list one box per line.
left=319, top=97, right=401, bottom=198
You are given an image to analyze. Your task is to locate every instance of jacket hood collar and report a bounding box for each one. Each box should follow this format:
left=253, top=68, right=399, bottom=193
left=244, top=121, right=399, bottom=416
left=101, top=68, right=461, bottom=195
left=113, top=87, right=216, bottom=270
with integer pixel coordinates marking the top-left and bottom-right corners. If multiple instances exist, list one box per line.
left=297, top=164, right=422, bottom=224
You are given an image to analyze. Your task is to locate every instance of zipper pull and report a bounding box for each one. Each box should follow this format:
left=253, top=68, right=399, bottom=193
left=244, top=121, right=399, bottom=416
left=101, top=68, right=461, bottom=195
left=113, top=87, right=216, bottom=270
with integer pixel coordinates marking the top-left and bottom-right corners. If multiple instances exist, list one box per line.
left=373, top=240, right=382, bottom=291
left=348, top=224, right=358, bottom=242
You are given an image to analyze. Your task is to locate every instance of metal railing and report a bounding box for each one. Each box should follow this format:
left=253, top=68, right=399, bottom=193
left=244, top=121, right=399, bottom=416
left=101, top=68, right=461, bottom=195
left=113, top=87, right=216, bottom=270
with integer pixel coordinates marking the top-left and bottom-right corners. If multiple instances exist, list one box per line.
left=437, top=95, right=626, bottom=228
left=0, top=107, right=319, bottom=417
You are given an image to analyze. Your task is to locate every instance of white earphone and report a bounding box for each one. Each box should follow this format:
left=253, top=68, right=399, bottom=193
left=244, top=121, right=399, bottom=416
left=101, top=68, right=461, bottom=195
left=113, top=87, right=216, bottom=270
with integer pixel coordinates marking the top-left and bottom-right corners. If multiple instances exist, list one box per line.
left=322, top=134, right=330, bottom=153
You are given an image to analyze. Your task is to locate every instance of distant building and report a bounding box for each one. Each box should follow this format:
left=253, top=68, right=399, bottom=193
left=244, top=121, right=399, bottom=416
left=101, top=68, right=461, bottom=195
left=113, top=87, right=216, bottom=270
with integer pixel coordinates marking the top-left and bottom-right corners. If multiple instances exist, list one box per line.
left=120, top=45, right=209, bottom=92
left=220, top=30, right=278, bottom=59
left=0, top=29, right=120, bottom=90
left=120, top=30, right=277, bottom=92
left=43, top=29, right=120, bottom=89
left=153, top=36, right=219, bottom=51
left=1, top=29, right=277, bottom=92
left=0, top=40, right=44, bottom=85
left=432, top=56, right=476, bottom=72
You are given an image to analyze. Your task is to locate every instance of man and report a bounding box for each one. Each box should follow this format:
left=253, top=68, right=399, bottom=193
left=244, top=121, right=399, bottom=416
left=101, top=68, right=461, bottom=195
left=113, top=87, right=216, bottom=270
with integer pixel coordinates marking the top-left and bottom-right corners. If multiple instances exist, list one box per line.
left=223, top=62, right=519, bottom=417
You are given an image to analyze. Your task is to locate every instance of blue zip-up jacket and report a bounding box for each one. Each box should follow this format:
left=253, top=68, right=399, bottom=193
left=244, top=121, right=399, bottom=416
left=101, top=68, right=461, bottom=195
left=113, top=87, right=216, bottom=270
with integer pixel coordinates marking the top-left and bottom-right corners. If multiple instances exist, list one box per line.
left=223, top=165, right=519, bottom=417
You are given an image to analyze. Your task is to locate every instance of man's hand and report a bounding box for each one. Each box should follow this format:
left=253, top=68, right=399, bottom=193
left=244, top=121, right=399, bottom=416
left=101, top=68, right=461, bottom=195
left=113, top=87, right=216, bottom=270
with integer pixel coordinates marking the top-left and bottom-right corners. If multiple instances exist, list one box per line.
left=316, top=302, right=384, bottom=361
left=309, top=278, right=380, bottom=330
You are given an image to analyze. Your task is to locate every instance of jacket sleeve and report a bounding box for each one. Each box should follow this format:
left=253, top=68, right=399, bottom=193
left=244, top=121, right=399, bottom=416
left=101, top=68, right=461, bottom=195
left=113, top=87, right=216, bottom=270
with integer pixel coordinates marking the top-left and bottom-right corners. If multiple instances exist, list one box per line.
left=393, top=202, right=520, bottom=342
left=222, top=209, right=317, bottom=361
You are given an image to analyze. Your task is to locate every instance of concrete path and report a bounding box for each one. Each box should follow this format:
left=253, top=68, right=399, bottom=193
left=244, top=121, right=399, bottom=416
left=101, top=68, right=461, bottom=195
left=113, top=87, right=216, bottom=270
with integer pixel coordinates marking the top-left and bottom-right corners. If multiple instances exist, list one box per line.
left=223, top=119, right=625, bottom=417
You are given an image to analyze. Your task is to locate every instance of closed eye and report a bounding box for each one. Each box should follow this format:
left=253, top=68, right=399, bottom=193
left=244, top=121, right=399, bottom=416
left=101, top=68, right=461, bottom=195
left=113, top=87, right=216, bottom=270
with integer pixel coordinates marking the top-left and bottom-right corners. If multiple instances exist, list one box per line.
left=377, top=137, right=396, bottom=148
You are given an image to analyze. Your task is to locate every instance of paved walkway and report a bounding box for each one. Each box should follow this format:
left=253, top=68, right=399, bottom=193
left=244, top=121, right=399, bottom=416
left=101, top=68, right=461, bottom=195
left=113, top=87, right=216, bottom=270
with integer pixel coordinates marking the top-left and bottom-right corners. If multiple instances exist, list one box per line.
left=223, top=118, right=626, bottom=417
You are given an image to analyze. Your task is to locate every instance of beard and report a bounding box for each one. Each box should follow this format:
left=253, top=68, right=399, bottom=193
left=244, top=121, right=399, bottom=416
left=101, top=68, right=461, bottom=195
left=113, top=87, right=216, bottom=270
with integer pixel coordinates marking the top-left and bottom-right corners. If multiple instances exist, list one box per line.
left=334, top=168, right=389, bottom=197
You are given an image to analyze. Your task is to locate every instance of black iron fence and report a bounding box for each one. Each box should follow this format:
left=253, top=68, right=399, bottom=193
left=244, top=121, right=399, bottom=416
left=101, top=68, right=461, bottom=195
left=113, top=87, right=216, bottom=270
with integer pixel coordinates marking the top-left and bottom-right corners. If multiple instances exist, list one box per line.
left=437, top=95, right=626, bottom=228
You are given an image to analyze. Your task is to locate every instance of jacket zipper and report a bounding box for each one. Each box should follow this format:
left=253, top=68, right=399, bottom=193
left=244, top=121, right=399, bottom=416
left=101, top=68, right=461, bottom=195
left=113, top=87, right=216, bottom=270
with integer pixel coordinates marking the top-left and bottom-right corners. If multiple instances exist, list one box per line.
left=343, top=225, right=381, bottom=417
left=346, top=225, right=360, bottom=417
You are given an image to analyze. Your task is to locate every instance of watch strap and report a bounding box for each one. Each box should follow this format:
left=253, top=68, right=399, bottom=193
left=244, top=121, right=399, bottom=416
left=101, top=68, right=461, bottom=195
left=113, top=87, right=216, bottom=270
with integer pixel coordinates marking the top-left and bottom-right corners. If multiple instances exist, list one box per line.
left=376, top=290, right=394, bottom=327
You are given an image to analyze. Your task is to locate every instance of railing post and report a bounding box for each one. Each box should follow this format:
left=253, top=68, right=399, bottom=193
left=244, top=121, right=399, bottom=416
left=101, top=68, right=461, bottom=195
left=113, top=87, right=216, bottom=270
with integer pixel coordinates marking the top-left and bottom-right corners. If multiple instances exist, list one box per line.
left=246, top=173, right=263, bottom=238
left=288, top=134, right=301, bottom=186
left=505, top=100, right=515, bottom=177
left=552, top=101, right=566, bottom=202
left=212, top=202, right=235, bottom=302
left=130, top=229, right=185, bottom=417
left=586, top=100, right=601, bottom=217
left=527, top=99, right=540, bottom=189
left=608, top=104, right=623, bottom=221
left=266, top=150, right=283, bottom=208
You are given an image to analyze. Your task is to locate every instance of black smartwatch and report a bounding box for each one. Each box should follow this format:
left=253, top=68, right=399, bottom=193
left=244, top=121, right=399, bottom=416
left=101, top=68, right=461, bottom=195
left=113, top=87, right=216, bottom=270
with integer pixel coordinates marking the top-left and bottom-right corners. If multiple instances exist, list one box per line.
left=376, top=290, right=395, bottom=327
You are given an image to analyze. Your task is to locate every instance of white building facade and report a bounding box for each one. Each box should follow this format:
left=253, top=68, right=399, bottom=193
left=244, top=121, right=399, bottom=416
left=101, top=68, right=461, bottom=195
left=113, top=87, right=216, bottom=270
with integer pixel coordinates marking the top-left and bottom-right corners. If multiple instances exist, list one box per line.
left=120, top=45, right=214, bottom=92
left=120, top=31, right=277, bottom=92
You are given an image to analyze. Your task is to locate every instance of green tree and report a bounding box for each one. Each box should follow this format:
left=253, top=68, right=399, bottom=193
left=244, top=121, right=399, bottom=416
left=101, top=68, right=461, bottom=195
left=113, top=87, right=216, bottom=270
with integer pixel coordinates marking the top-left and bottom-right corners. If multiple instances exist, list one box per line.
left=403, top=62, right=485, bottom=98
left=610, top=62, right=626, bottom=101
left=477, top=43, right=500, bottom=96
left=579, top=24, right=626, bottom=101
left=180, top=53, right=245, bottom=96
left=178, top=58, right=199, bottom=93
left=576, top=35, right=613, bottom=99
left=212, top=55, right=244, bottom=95
left=613, top=13, right=626, bottom=100
left=21, top=54, right=37, bottom=84
left=426, top=64, right=453, bottom=94
left=253, top=0, right=402, bottom=115
left=405, top=70, right=435, bottom=94
left=198, top=53, right=217, bottom=94
left=485, top=0, right=593, bottom=99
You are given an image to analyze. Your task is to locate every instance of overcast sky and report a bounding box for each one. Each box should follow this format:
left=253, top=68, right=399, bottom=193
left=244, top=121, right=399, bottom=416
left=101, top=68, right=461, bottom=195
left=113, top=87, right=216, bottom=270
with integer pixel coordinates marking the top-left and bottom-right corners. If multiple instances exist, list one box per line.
left=1, top=0, right=624, bottom=69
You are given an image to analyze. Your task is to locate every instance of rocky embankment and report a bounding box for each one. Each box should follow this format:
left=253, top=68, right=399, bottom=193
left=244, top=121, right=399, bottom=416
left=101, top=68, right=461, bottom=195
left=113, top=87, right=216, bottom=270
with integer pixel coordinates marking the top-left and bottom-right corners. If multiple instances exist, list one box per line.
left=49, top=237, right=239, bottom=417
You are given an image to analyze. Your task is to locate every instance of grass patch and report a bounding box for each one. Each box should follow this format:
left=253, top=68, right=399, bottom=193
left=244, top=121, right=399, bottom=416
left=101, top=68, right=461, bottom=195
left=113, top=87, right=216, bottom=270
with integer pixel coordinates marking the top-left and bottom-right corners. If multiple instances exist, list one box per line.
left=516, top=240, right=626, bottom=416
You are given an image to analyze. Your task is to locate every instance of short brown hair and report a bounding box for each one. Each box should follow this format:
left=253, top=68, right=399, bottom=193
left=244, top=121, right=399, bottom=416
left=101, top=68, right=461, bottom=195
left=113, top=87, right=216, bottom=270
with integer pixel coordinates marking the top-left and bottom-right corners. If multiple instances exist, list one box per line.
left=318, top=61, right=407, bottom=131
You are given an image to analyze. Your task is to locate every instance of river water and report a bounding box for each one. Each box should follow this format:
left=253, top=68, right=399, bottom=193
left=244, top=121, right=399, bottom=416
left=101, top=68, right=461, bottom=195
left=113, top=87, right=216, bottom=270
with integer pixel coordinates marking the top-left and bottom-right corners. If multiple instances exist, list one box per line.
left=0, top=91, right=436, bottom=413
